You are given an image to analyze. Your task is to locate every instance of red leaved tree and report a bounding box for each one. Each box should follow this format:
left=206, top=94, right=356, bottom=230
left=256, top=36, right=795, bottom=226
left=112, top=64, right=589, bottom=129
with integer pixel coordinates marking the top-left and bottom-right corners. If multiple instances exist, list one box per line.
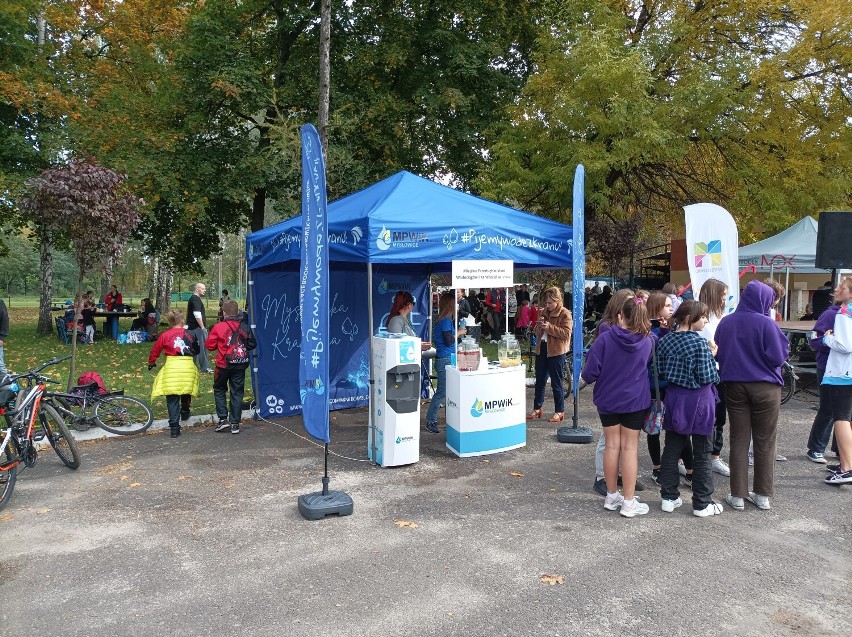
left=21, top=158, right=143, bottom=387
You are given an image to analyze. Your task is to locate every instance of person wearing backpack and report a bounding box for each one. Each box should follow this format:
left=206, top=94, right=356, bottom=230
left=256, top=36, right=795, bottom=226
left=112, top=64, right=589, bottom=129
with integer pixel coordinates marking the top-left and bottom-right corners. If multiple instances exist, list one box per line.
left=147, top=309, right=201, bottom=438
left=206, top=300, right=257, bottom=434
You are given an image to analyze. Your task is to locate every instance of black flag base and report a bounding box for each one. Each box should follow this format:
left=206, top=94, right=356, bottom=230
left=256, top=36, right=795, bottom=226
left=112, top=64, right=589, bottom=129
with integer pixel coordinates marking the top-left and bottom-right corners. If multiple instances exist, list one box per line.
left=557, top=425, right=593, bottom=444
left=298, top=489, right=354, bottom=520
left=298, top=477, right=353, bottom=520
left=556, top=388, right=593, bottom=444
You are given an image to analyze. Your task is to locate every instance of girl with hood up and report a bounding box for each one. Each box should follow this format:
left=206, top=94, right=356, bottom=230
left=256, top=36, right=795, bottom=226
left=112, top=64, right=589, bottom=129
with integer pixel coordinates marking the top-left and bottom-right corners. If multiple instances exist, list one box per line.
left=715, top=280, right=789, bottom=510
left=582, top=297, right=654, bottom=517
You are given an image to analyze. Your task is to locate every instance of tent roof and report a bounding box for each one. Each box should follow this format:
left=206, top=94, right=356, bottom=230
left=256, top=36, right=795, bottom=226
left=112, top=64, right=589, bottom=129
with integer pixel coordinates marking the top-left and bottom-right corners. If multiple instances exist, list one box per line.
left=247, top=171, right=573, bottom=270
left=738, top=216, right=827, bottom=273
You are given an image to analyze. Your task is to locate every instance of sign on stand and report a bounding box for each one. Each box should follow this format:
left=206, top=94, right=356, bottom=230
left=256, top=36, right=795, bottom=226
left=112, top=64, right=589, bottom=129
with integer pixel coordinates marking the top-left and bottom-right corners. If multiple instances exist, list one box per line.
left=451, top=260, right=513, bottom=289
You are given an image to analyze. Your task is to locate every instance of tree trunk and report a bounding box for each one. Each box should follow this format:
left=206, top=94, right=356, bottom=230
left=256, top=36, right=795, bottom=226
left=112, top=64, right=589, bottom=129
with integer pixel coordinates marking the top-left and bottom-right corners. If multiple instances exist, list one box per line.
left=68, top=276, right=83, bottom=391
left=37, top=232, right=54, bottom=336
left=318, top=0, right=331, bottom=154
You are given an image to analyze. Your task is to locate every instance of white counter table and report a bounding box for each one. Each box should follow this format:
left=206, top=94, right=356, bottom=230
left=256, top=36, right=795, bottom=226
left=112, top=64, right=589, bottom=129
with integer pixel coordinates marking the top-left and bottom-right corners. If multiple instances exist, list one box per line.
left=445, top=364, right=526, bottom=457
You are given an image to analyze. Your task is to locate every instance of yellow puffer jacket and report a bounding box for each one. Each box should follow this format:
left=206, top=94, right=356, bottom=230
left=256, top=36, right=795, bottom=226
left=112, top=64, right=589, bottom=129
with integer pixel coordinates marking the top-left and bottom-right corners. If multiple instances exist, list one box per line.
left=151, top=356, right=199, bottom=399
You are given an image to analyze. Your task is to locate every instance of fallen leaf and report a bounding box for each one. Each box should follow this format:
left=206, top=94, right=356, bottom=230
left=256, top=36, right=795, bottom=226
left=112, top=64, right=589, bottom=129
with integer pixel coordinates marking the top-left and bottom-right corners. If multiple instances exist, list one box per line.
left=177, top=475, right=192, bottom=480
left=36, top=508, right=52, bottom=514
left=0, top=513, right=14, bottom=521
left=120, top=475, right=129, bottom=480
left=510, top=472, right=525, bottom=478
left=393, top=519, right=418, bottom=529
left=539, top=574, right=564, bottom=586
left=549, top=488, right=557, bottom=492
left=129, top=482, right=141, bottom=487
left=480, top=459, right=490, bottom=463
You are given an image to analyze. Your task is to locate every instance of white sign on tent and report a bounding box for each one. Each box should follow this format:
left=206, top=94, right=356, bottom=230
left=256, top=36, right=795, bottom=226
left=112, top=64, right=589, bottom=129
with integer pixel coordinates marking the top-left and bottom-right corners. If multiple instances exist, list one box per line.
left=451, top=260, right=514, bottom=289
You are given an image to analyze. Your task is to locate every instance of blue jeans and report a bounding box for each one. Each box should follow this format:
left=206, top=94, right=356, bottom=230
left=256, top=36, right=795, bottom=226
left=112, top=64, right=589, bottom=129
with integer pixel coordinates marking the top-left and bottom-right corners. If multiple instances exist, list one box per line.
left=426, top=357, right=450, bottom=424
left=533, top=340, right=565, bottom=413
left=0, top=345, right=7, bottom=378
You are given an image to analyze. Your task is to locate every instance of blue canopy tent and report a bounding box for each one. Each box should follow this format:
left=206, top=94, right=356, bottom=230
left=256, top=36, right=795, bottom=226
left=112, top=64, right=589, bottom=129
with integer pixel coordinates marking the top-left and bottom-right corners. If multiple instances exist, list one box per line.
left=246, top=171, right=574, bottom=419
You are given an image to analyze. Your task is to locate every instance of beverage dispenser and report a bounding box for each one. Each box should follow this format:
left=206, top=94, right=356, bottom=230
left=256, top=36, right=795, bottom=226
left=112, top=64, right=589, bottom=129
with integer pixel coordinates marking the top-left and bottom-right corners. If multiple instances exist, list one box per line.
left=369, top=334, right=422, bottom=466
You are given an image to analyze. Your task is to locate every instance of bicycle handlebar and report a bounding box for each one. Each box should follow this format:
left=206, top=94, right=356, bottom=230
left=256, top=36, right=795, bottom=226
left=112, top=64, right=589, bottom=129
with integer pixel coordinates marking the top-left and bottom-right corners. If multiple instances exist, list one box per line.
left=5, top=355, right=72, bottom=383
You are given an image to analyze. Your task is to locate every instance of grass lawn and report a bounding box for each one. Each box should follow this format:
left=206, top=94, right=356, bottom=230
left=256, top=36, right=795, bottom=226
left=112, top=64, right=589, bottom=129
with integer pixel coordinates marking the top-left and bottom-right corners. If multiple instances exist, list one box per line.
left=3, top=307, right=248, bottom=420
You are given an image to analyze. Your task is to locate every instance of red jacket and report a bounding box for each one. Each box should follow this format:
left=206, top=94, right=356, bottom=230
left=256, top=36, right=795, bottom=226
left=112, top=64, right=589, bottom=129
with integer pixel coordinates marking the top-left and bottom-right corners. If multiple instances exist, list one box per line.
left=148, top=327, right=200, bottom=365
left=205, top=319, right=256, bottom=369
left=105, top=292, right=123, bottom=311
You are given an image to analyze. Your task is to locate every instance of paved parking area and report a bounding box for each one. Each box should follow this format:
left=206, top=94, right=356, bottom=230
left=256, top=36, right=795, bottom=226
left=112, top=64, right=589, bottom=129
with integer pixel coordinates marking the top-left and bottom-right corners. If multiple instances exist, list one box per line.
left=0, top=391, right=848, bottom=636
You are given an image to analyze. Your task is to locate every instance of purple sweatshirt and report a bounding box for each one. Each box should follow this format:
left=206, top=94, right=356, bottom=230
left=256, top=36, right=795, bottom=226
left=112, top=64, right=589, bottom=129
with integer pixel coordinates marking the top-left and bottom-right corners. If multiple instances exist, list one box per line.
left=809, top=304, right=840, bottom=372
left=715, top=280, right=789, bottom=385
left=582, top=325, right=654, bottom=414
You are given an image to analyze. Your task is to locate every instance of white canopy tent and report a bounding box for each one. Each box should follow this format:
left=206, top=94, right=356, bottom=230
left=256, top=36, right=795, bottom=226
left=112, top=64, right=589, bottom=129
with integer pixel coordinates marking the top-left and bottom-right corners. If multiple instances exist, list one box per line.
left=738, top=216, right=829, bottom=319
left=738, top=216, right=827, bottom=274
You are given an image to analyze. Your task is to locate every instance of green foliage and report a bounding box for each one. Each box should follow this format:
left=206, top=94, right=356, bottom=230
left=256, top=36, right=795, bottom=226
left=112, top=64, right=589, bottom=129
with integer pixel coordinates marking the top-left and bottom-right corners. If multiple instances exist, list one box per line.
left=477, top=0, right=852, bottom=242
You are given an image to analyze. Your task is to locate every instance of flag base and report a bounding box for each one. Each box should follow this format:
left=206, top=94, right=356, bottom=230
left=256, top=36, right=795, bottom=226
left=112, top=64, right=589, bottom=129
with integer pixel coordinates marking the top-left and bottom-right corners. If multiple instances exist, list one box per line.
left=298, top=490, right=354, bottom=520
left=556, top=426, right=593, bottom=444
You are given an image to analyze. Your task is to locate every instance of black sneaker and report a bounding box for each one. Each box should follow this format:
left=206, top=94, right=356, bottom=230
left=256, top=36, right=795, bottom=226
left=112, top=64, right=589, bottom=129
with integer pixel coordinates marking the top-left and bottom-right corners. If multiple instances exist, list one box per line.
left=825, top=464, right=841, bottom=473
left=230, top=423, right=240, bottom=434
left=425, top=421, right=439, bottom=434
left=651, top=469, right=661, bottom=486
left=593, top=477, right=607, bottom=497
left=616, top=475, right=646, bottom=491
left=215, top=420, right=229, bottom=433
left=824, top=469, right=852, bottom=485
left=682, top=474, right=693, bottom=490
left=180, top=410, right=191, bottom=422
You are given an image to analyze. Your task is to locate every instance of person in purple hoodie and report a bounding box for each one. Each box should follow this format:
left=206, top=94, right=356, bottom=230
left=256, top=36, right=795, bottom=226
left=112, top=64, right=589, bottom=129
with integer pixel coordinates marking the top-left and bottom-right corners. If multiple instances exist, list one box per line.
left=715, top=280, right=789, bottom=511
left=582, top=297, right=654, bottom=518
left=805, top=280, right=848, bottom=463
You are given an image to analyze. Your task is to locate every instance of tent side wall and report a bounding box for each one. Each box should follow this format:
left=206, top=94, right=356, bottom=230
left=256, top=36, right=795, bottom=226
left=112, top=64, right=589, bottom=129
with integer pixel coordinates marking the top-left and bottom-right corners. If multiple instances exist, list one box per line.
left=250, top=261, right=430, bottom=418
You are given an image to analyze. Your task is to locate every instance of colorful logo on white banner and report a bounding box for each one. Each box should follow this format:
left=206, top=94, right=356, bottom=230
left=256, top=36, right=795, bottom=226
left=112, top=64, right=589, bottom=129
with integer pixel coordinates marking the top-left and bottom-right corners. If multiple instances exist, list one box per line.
left=694, top=240, right=722, bottom=268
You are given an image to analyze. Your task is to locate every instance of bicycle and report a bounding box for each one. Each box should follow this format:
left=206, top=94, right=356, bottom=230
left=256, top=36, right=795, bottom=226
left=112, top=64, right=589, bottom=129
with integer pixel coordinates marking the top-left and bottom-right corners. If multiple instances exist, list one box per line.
left=0, top=356, right=81, bottom=511
left=44, top=383, right=154, bottom=436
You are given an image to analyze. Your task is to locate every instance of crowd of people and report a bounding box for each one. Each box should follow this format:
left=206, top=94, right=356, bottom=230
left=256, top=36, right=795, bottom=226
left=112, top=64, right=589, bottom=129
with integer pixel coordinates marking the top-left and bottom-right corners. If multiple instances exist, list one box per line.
left=577, top=276, right=852, bottom=518
left=418, top=276, right=851, bottom=516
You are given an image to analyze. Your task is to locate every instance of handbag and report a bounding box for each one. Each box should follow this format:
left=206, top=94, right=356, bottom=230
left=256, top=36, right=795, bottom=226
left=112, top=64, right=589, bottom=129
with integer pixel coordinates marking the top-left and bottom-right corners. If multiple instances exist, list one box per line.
left=643, top=344, right=665, bottom=435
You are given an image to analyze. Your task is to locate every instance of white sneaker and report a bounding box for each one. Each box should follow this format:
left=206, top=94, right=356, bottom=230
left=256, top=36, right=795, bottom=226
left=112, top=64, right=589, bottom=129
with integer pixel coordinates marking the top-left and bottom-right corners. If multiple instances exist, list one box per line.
left=603, top=493, right=624, bottom=511
left=661, top=497, right=682, bottom=513
left=725, top=494, right=745, bottom=510
left=776, top=453, right=787, bottom=462
left=619, top=497, right=650, bottom=518
left=746, top=491, right=770, bottom=510
left=678, top=462, right=687, bottom=476
left=711, top=458, right=731, bottom=476
left=693, top=501, right=724, bottom=517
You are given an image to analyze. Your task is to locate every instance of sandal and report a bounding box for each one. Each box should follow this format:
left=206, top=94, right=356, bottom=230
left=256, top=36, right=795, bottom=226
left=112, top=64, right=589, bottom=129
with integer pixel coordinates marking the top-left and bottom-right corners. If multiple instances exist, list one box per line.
left=549, top=412, right=565, bottom=423
left=527, top=408, right=543, bottom=420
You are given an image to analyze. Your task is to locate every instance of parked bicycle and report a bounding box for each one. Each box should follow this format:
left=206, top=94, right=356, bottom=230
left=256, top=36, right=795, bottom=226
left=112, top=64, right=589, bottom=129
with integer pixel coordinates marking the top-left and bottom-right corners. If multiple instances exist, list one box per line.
left=0, top=356, right=81, bottom=511
left=44, top=383, right=153, bottom=436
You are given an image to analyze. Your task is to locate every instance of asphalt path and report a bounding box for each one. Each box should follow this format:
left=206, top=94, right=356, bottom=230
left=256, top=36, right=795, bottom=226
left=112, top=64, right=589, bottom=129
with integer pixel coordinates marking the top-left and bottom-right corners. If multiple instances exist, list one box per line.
left=0, top=389, right=849, bottom=637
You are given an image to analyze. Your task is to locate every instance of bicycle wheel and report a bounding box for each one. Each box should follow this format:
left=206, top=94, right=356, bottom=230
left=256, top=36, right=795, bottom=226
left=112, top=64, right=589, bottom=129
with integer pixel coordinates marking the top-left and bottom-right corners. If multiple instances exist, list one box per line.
left=40, top=403, right=81, bottom=469
left=94, top=395, right=153, bottom=435
left=0, top=435, right=18, bottom=511
left=781, top=364, right=796, bottom=405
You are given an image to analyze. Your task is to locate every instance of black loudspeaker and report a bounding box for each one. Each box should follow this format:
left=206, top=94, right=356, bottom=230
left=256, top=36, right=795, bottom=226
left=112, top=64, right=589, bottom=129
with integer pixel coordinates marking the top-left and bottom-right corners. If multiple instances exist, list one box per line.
left=815, top=211, right=852, bottom=270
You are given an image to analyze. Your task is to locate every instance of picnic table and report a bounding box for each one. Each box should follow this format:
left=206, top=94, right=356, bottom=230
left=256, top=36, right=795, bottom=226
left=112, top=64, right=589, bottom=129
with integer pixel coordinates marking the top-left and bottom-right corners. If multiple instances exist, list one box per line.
left=95, top=310, right=138, bottom=340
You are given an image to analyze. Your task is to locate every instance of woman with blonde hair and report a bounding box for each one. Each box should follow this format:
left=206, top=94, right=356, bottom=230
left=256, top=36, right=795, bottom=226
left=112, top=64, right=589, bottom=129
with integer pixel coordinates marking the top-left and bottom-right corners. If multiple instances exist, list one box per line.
left=528, top=287, right=573, bottom=423
left=699, top=278, right=731, bottom=475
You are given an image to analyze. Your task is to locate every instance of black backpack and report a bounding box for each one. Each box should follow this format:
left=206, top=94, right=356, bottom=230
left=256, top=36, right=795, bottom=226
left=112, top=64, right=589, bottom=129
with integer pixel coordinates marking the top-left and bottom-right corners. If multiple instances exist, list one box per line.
left=223, top=320, right=256, bottom=369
